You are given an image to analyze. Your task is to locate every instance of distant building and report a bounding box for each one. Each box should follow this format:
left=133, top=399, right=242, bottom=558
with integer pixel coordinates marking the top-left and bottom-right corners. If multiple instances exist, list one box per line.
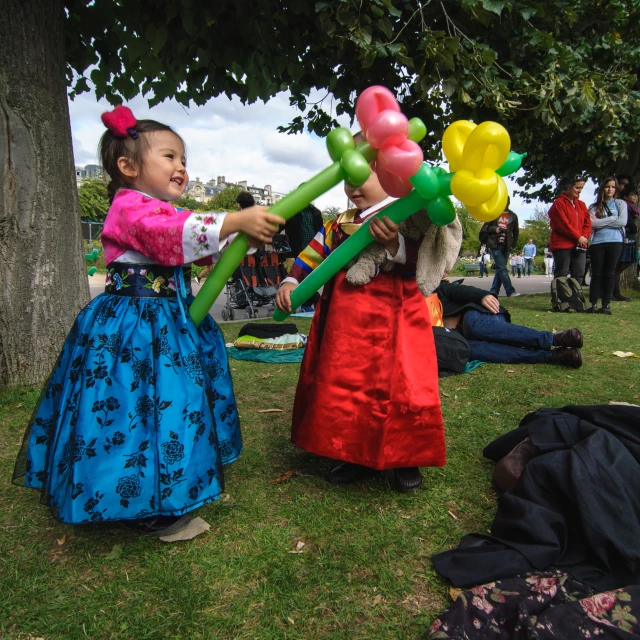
left=185, top=175, right=286, bottom=206
left=75, top=164, right=103, bottom=184
left=185, top=177, right=224, bottom=202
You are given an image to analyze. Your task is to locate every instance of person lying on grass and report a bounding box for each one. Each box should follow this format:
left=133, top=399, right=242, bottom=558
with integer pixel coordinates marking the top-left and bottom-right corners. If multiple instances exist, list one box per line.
left=436, top=279, right=583, bottom=368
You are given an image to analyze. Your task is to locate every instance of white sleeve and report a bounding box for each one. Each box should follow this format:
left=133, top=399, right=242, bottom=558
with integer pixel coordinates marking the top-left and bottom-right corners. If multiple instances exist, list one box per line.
left=182, top=211, right=228, bottom=263
left=385, top=233, right=407, bottom=264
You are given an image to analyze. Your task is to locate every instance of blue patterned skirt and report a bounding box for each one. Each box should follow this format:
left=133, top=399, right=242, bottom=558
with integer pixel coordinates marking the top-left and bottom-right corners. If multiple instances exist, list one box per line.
left=13, top=264, right=241, bottom=524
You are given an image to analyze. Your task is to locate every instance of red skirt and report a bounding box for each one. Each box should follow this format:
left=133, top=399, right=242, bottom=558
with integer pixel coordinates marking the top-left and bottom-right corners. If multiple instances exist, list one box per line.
left=292, top=270, right=445, bottom=470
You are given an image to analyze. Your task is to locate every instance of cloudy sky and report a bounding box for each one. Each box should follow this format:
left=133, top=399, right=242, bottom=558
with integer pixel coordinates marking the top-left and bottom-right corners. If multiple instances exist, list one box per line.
left=69, top=89, right=597, bottom=219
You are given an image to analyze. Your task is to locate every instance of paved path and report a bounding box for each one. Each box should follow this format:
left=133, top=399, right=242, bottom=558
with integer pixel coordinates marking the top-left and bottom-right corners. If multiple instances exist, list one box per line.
left=455, top=273, right=554, bottom=295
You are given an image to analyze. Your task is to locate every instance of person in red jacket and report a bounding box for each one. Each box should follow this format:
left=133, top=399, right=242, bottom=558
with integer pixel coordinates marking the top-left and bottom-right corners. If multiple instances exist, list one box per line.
left=547, top=176, right=592, bottom=280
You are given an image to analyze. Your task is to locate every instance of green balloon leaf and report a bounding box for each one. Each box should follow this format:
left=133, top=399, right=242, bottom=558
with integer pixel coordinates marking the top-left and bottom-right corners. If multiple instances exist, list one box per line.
left=409, top=164, right=439, bottom=200
left=341, top=149, right=371, bottom=188
left=427, top=196, right=456, bottom=226
left=438, top=172, right=453, bottom=197
left=408, top=117, right=427, bottom=143
left=496, top=151, right=526, bottom=177
left=326, top=127, right=355, bottom=162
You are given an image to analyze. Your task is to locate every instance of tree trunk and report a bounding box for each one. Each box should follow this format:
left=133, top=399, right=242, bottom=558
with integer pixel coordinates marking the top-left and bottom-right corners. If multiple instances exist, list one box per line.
left=619, top=261, right=639, bottom=292
left=0, top=0, right=89, bottom=388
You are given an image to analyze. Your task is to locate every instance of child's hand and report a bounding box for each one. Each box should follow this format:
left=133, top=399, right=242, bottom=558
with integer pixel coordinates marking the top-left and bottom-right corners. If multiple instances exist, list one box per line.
left=221, top=206, right=285, bottom=246
left=275, top=282, right=296, bottom=313
left=369, top=216, right=400, bottom=257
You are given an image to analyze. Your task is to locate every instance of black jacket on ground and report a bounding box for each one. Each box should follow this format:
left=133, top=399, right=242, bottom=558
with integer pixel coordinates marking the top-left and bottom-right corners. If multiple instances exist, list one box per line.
left=432, top=404, right=640, bottom=592
left=436, top=280, right=511, bottom=322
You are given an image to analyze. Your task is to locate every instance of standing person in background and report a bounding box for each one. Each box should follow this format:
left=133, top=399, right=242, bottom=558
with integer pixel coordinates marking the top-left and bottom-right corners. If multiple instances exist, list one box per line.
left=547, top=176, right=591, bottom=281
left=477, top=243, right=491, bottom=278
left=586, top=176, right=627, bottom=315
left=516, top=252, right=524, bottom=278
left=195, top=191, right=256, bottom=284
left=510, top=252, right=517, bottom=276
left=523, top=239, right=537, bottom=276
left=480, top=198, right=520, bottom=297
left=284, top=202, right=324, bottom=310
left=616, top=174, right=632, bottom=196
left=543, top=246, right=554, bottom=278
left=611, top=184, right=640, bottom=302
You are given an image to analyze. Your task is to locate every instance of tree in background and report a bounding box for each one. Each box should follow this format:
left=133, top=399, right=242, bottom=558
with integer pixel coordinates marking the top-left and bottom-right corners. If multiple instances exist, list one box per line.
left=519, top=206, right=551, bottom=252
left=322, top=205, right=342, bottom=221
left=207, top=187, right=242, bottom=212
left=174, top=196, right=211, bottom=212
left=78, top=178, right=110, bottom=222
left=455, top=203, right=483, bottom=256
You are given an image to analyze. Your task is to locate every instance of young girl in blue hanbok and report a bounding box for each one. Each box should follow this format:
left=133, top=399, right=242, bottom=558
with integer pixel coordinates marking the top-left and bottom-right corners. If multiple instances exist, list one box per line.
left=12, top=106, right=283, bottom=533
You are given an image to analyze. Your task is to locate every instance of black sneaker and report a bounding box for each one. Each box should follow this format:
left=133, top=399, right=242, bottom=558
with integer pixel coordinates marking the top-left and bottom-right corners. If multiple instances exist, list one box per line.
left=585, top=305, right=598, bottom=314
left=599, top=305, right=612, bottom=315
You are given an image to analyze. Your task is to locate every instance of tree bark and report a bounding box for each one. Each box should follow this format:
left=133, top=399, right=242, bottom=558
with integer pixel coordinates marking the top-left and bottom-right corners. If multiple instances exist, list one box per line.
left=619, top=261, right=639, bottom=292
left=0, top=0, right=89, bottom=388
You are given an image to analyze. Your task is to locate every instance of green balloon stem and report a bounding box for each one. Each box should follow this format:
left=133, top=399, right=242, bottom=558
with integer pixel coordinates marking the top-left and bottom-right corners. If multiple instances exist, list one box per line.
left=273, top=189, right=427, bottom=322
left=189, top=119, right=428, bottom=328
left=189, top=162, right=355, bottom=327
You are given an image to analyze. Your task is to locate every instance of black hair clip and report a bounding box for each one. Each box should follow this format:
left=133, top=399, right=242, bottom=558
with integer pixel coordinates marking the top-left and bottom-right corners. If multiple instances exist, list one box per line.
left=127, top=128, right=139, bottom=140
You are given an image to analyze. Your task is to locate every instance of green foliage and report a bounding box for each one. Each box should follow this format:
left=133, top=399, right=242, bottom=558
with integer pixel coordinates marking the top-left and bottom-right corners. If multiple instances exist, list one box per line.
left=455, top=203, right=483, bottom=256
left=322, top=205, right=342, bottom=220
left=64, top=0, right=640, bottom=200
left=207, top=187, right=242, bottom=212
left=176, top=188, right=242, bottom=212
left=174, top=196, right=211, bottom=211
left=77, top=179, right=109, bottom=222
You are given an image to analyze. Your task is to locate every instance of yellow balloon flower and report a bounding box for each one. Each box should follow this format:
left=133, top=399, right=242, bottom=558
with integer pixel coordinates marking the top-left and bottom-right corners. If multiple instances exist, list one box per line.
left=443, top=120, right=512, bottom=221
left=467, top=176, right=509, bottom=222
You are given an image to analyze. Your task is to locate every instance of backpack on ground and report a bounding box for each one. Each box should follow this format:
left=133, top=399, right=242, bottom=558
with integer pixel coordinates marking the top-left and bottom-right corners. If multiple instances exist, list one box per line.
left=550, top=277, right=587, bottom=312
left=432, top=327, right=470, bottom=377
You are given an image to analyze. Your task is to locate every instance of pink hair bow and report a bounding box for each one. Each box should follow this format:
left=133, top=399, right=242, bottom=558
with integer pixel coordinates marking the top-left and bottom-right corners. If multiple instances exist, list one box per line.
left=101, top=105, right=138, bottom=139
left=355, top=86, right=423, bottom=197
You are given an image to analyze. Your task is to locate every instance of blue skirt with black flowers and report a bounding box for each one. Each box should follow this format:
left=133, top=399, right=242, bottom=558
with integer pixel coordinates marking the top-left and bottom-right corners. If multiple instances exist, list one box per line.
left=13, top=265, right=241, bottom=524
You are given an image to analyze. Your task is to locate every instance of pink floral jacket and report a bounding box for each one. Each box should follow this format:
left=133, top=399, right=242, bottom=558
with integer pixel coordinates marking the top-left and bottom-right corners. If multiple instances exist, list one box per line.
left=101, top=189, right=230, bottom=266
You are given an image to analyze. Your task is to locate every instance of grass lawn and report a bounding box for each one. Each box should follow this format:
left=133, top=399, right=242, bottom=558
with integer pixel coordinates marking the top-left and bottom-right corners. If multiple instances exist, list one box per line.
left=1, top=292, right=639, bottom=639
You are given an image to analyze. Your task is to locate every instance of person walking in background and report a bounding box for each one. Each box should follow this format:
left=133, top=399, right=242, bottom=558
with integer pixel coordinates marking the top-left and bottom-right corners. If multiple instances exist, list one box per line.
left=586, top=176, right=627, bottom=315
left=547, top=176, right=591, bottom=281
left=523, top=238, right=537, bottom=276
left=543, top=246, right=554, bottom=277
left=611, top=184, right=640, bottom=302
left=480, top=198, right=520, bottom=297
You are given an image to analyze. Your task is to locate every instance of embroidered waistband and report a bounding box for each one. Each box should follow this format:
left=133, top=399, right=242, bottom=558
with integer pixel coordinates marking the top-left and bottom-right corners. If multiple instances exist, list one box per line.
left=105, top=263, right=192, bottom=298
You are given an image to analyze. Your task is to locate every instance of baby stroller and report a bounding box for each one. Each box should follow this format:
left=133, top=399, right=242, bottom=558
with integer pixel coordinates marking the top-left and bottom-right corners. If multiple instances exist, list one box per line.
left=221, top=234, right=291, bottom=320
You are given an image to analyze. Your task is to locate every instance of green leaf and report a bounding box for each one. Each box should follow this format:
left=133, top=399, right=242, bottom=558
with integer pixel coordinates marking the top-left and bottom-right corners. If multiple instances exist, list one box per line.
left=442, top=77, right=458, bottom=97
left=481, top=49, right=497, bottom=65
left=481, top=0, right=505, bottom=15
left=105, top=544, right=123, bottom=561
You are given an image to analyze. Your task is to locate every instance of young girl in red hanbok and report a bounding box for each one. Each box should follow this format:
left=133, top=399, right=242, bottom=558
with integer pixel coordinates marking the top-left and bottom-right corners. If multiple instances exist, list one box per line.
left=276, top=165, right=447, bottom=492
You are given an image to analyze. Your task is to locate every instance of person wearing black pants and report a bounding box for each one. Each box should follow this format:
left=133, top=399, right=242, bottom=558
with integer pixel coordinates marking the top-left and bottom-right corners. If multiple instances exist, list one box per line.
left=547, top=176, right=591, bottom=282
left=586, top=177, right=627, bottom=314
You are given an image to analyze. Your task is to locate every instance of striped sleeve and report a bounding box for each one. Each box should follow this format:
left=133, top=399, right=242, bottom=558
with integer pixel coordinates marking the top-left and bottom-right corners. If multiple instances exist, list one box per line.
left=286, top=220, right=337, bottom=284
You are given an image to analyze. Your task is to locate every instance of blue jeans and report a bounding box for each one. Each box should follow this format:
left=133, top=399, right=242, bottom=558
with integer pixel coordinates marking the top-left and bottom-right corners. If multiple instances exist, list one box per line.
left=479, top=261, right=490, bottom=277
left=490, top=246, right=515, bottom=296
left=524, top=257, right=534, bottom=275
left=463, top=310, right=554, bottom=364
